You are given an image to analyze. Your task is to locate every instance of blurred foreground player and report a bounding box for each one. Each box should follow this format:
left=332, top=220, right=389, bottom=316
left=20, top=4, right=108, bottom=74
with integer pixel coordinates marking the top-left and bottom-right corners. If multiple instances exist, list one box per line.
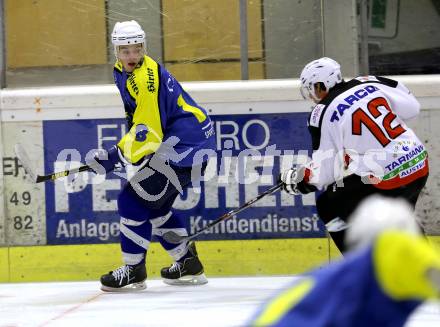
left=251, top=195, right=440, bottom=327
left=279, top=57, right=428, bottom=252
left=87, top=20, right=215, bottom=291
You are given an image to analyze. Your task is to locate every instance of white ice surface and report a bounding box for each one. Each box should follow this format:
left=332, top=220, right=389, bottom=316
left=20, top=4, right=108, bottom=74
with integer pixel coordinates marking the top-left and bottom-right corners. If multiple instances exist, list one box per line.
left=0, top=276, right=439, bottom=327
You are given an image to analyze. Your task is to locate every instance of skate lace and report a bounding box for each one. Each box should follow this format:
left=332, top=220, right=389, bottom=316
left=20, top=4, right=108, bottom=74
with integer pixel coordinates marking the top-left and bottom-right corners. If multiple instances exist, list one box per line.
left=169, top=262, right=182, bottom=273
left=112, top=265, right=132, bottom=285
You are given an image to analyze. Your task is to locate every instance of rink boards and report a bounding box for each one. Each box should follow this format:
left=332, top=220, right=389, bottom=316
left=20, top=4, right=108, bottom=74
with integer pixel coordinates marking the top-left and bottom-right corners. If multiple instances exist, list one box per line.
left=1, top=77, right=440, bottom=281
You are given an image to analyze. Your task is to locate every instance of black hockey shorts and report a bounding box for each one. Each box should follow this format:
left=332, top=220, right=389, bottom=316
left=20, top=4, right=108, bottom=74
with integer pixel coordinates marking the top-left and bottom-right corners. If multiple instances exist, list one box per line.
left=316, top=173, right=429, bottom=225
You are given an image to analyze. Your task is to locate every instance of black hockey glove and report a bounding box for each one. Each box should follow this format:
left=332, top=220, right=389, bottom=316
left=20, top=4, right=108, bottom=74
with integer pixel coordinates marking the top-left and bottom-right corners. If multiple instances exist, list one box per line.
left=278, top=166, right=317, bottom=195
left=278, top=166, right=303, bottom=195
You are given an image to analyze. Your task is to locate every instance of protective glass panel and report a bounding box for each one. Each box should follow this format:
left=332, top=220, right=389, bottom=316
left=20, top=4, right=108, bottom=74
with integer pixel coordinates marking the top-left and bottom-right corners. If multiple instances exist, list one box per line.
left=368, top=0, right=440, bottom=75
left=3, top=0, right=324, bottom=87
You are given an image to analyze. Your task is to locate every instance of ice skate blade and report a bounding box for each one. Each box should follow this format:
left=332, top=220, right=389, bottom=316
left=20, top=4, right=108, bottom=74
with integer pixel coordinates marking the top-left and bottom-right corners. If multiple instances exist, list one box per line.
left=163, top=273, right=208, bottom=286
left=101, top=281, right=147, bottom=292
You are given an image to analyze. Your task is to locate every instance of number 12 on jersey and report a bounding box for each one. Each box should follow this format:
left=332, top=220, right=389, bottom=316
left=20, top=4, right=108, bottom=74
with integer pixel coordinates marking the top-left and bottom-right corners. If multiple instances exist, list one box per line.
left=352, top=97, right=406, bottom=147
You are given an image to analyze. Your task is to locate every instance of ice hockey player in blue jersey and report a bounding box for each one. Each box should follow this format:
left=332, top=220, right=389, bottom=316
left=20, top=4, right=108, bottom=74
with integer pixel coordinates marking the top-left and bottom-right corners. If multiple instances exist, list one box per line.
left=251, top=195, right=440, bottom=327
left=87, top=20, right=216, bottom=291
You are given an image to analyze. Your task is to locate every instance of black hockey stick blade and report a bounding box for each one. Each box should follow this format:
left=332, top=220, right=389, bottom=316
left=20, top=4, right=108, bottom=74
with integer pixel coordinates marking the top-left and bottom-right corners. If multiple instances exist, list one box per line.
left=14, top=143, right=91, bottom=183
left=162, top=182, right=283, bottom=244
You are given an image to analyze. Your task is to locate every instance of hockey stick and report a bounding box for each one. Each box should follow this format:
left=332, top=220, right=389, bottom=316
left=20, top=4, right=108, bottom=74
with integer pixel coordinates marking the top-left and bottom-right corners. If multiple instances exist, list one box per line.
left=14, top=143, right=91, bottom=183
left=162, top=182, right=284, bottom=244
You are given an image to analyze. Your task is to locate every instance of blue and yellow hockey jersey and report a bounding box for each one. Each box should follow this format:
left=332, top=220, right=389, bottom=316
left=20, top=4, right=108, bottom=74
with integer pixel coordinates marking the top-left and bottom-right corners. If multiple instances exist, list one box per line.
left=113, top=55, right=215, bottom=167
left=252, top=231, right=440, bottom=327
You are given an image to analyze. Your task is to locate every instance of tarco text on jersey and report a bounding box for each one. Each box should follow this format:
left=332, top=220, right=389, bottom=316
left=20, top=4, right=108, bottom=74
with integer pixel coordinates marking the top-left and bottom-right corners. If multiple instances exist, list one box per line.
left=329, top=85, right=379, bottom=123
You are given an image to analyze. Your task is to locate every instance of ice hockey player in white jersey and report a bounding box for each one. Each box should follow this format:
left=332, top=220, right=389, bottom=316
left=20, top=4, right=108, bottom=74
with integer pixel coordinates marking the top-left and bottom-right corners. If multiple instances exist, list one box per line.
left=279, top=57, right=429, bottom=253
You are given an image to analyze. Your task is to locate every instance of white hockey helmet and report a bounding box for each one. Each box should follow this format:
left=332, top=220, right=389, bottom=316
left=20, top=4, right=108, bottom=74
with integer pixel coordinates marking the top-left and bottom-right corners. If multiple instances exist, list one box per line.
left=111, top=20, right=146, bottom=56
left=345, top=195, right=421, bottom=251
left=300, top=57, right=342, bottom=102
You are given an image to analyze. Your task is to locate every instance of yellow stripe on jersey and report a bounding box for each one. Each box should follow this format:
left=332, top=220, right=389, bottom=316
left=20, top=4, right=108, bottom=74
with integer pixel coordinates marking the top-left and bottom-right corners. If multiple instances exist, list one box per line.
left=253, top=278, right=315, bottom=327
left=373, top=231, right=440, bottom=300
left=117, top=55, right=164, bottom=164
left=177, top=94, right=207, bottom=123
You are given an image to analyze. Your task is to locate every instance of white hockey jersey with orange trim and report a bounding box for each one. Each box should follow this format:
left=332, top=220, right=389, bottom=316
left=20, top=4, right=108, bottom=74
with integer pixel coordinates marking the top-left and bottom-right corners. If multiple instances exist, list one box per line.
left=306, top=76, right=428, bottom=190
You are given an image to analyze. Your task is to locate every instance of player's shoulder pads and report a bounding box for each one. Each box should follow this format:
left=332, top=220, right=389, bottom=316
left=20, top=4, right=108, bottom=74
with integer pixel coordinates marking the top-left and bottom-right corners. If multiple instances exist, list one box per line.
left=355, top=75, right=398, bottom=88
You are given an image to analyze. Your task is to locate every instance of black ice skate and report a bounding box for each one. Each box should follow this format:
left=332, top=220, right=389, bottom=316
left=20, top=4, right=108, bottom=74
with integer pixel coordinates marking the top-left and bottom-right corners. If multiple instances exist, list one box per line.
left=100, top=263, right=147, bottom=292
left=161, top=242, right=208, bottom=285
